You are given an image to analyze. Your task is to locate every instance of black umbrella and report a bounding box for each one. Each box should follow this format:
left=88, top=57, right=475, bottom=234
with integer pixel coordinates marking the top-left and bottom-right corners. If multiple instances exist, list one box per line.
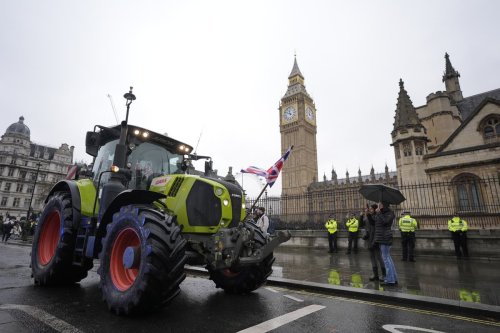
left=359, top=184, right=406, bottom=205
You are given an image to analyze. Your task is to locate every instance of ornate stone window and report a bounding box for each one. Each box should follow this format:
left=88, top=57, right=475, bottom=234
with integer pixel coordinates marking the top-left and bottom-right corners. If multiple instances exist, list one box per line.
left=403, top=143, right=412, bottom=157
left=452, top=173, right=482, bottom=212
left=394, top=144, right=400, bottom=159
left=479, top=115, right=500, bottom=143
left=415, top=142, right=424, bottom=156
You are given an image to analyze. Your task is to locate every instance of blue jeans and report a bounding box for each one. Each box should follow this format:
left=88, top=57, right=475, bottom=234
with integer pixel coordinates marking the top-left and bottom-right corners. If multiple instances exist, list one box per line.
left=380, top=244, right=398, bottom=283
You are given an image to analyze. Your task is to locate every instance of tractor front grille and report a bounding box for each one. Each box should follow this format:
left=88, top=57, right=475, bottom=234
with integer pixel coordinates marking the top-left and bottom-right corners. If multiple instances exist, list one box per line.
left=186, top=180, right=221, bottom=226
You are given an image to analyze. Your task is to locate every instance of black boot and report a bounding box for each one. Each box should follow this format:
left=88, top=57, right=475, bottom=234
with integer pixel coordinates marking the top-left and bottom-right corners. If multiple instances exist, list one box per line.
left=369, top=267, right=379, bottom=281
left=380, top=267, right=386, bottom=281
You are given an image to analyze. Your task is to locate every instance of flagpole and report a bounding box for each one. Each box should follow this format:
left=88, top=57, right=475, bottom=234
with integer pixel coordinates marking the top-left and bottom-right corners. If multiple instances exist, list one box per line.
left=244, top=183, right=270, bottom=220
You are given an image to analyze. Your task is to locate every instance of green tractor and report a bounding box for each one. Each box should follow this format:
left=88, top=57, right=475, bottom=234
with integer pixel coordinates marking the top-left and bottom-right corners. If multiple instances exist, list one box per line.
left=31, top=88, right=291, bottom=315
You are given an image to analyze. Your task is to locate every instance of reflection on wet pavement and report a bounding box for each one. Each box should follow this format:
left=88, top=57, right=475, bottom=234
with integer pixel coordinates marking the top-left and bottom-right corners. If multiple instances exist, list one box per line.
left=272, top=247, right=500, bottom=306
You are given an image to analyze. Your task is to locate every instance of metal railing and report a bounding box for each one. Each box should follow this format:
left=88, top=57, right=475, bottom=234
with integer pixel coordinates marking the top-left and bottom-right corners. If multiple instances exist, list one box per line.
left=247, top=177, right=500, bottom=230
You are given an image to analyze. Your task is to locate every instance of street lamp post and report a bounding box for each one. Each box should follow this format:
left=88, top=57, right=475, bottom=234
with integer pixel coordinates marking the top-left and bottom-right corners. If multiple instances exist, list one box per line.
left=27, top=161, right=42, bottom=220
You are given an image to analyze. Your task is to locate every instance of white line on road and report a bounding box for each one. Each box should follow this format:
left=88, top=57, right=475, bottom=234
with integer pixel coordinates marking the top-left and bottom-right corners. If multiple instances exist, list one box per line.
left=0, top=304, right=83, bottom=333
left=264, top=287, right=279, bottom=293
left=237, top=304, right=325, bottom=333
left=283, top=294, right=304, bottom=302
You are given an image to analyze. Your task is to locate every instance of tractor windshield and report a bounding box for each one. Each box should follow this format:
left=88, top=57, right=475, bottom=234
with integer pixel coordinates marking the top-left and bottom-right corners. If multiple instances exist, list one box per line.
left=92, top=139, right=184, bottom=190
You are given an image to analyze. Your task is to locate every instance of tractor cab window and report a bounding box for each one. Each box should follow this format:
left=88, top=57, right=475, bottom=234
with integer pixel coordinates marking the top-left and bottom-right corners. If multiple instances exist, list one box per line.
left=92, top=139, right=183, bottom=190
left=127, top=141, right=183, bottom=190
left=92, top=140, right=116, bottom=185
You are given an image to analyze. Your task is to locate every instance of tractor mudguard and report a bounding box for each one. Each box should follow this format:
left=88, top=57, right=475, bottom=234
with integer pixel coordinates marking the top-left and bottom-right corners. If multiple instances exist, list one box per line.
left=46, top=179, right=98, bottom=218
left=45, top=180, right=82, bottom=229
left=96, top=190, right=166, bottom=240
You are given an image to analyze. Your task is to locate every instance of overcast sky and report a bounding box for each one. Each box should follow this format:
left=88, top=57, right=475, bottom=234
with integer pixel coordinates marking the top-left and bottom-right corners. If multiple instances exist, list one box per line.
left=1, top=1, right=499, bottom=196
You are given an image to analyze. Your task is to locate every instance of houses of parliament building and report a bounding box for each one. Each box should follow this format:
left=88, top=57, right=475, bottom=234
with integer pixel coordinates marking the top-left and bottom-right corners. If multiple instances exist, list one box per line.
left=277, top=54, right=500, bottom=228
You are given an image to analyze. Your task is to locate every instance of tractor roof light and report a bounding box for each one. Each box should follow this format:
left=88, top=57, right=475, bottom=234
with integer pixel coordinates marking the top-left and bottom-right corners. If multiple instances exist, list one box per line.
left=111, top=165, right=120, bottom=173
left=179, top=145, right=191, bottom=153
left=133, top=129, right=140, bottom=136
left=142, top=131, right=149, bottom=138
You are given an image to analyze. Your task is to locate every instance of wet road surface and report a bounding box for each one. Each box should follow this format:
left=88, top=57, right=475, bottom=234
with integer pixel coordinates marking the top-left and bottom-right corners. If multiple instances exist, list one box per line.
left=1, top=243, right=499, bottom=332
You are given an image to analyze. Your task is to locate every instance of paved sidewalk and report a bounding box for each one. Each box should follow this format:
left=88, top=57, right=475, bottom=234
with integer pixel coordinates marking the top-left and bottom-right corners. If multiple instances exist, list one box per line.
left=271, top=246, right=500, bottom=308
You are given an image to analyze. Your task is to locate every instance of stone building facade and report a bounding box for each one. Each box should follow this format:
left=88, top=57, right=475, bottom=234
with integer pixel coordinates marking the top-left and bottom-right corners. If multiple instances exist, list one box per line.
left=391, top=53, right=500, bottom=219
left=0, top=117, right=74, bottom=220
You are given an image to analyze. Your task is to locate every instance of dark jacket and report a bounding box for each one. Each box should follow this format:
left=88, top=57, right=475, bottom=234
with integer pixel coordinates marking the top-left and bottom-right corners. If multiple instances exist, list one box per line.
left=374, top=207, right=395, bottom=245
left=364, top=213, right=377, bottom=249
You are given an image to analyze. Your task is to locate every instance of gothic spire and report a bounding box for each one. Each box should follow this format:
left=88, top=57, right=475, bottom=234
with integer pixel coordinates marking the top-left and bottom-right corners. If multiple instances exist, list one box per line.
left=331, top=167, right=338, bottom=184
left=283, top=55, right=310, bottom=98
left=393, top=79, right=421, bottom=131
left=288, top=55, right=304, bottom=79
left=442, top=52, right=460, bottom=82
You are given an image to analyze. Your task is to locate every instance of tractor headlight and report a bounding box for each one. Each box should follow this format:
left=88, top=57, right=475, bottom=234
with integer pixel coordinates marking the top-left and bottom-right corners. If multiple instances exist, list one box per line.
left=223, top=199, right=229, bottom=207
left=215, top=187, right=224, bottom=196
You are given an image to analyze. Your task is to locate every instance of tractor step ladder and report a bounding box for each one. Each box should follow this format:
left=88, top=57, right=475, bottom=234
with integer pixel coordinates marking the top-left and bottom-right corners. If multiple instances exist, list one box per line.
left=73, top=227, right=88, bottom=266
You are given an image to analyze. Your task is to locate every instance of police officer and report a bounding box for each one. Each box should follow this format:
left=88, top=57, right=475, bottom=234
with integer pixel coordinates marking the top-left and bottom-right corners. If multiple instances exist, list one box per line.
left=345, top=213, right=359, bottom=254
left=399, top=210, right=418, bottom=262
left=448, top=214, right=469, bottom=258
left=325, top=215, right=338, bottom=253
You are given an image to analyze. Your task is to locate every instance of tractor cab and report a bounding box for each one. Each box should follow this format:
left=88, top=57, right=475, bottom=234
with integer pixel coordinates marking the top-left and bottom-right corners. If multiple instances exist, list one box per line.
left=86, top=124, right=193, bottom=191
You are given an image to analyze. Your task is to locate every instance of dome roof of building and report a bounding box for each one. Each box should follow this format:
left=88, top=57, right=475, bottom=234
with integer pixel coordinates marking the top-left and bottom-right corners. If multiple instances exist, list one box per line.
left=5, top=116, right=30, bottom=138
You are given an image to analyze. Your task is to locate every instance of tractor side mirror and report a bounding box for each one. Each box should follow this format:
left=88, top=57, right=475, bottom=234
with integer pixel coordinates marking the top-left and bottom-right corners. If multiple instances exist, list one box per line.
left=85, top=132, right=100, bottom=157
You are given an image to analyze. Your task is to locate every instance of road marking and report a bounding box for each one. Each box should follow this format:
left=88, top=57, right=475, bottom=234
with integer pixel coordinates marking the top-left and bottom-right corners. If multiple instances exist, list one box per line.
left=0, top=304, right=83, bottom=333
left=268, top=287, right=500, bottom=327
left=237, top=304, right=325, bottom=333
left=383, top=324, right=446, bottom=333
left=283, top=294, right=304, bottom=302
left=264, top=287, right=279, bottom=293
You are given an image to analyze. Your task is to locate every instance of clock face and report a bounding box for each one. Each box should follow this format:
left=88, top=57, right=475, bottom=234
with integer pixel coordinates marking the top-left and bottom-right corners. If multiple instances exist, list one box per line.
left=305, top=106, right=315, bottom=122
left=283, top=106, right=297, bottom=121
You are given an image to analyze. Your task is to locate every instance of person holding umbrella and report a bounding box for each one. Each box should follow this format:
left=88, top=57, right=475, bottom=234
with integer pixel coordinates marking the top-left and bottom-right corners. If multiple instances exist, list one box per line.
left=359, top=184, right=404, bottom=286
left=374, top=201, right=398, bottom=286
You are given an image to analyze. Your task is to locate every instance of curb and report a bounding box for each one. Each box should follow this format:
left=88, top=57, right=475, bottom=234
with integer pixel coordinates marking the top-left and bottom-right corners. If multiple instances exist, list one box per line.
left=184, top=266, right=500, bottom=320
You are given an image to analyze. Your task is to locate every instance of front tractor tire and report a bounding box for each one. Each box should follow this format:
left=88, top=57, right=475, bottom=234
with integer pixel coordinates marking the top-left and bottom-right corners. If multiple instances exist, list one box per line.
left=208, top=222, right=275, bottom=294
left=31, top=191, right=93, bottom=286
left=98, top=205, right=187, bottom=315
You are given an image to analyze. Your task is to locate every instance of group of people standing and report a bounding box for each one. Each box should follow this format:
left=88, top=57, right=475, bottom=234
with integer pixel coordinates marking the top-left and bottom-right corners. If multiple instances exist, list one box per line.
left=1, top=218, right=23, bottom=243
left=325, top=204, right=471, bottom=287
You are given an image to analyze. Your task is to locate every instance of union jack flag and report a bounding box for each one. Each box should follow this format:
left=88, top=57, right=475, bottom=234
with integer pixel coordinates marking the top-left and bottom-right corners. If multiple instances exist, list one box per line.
left=241, top=146, right=293, bottom=188
left=240, top=166, right=268, bottom=178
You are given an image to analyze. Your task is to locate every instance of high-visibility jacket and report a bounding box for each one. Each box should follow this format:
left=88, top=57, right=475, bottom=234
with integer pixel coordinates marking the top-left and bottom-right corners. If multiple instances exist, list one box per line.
left=448, top=217, right=468, bottom=232
left=346, top=217, right=359, bottom=232
left=399, top=214, right=417, bottom=232
left=325, top=219, right=337, bottom=234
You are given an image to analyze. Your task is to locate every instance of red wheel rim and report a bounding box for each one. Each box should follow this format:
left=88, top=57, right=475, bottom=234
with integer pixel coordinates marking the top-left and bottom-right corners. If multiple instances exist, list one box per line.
left=37, top=210, right=61, bottom=265
left=110, top=228, right=140, bottom=291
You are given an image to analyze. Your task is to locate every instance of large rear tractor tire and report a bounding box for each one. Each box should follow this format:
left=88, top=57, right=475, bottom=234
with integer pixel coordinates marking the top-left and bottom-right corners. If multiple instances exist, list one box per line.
left=31, top=191, right=93, bottom=285
left=208, top=221, right=275, bottom=294
left=98, top=205, right=187, bottom=315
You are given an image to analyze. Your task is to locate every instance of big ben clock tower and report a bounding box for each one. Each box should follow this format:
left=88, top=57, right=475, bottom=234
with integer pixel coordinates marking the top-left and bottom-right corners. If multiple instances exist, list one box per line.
left=280, top=56, right=318, bottom=195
